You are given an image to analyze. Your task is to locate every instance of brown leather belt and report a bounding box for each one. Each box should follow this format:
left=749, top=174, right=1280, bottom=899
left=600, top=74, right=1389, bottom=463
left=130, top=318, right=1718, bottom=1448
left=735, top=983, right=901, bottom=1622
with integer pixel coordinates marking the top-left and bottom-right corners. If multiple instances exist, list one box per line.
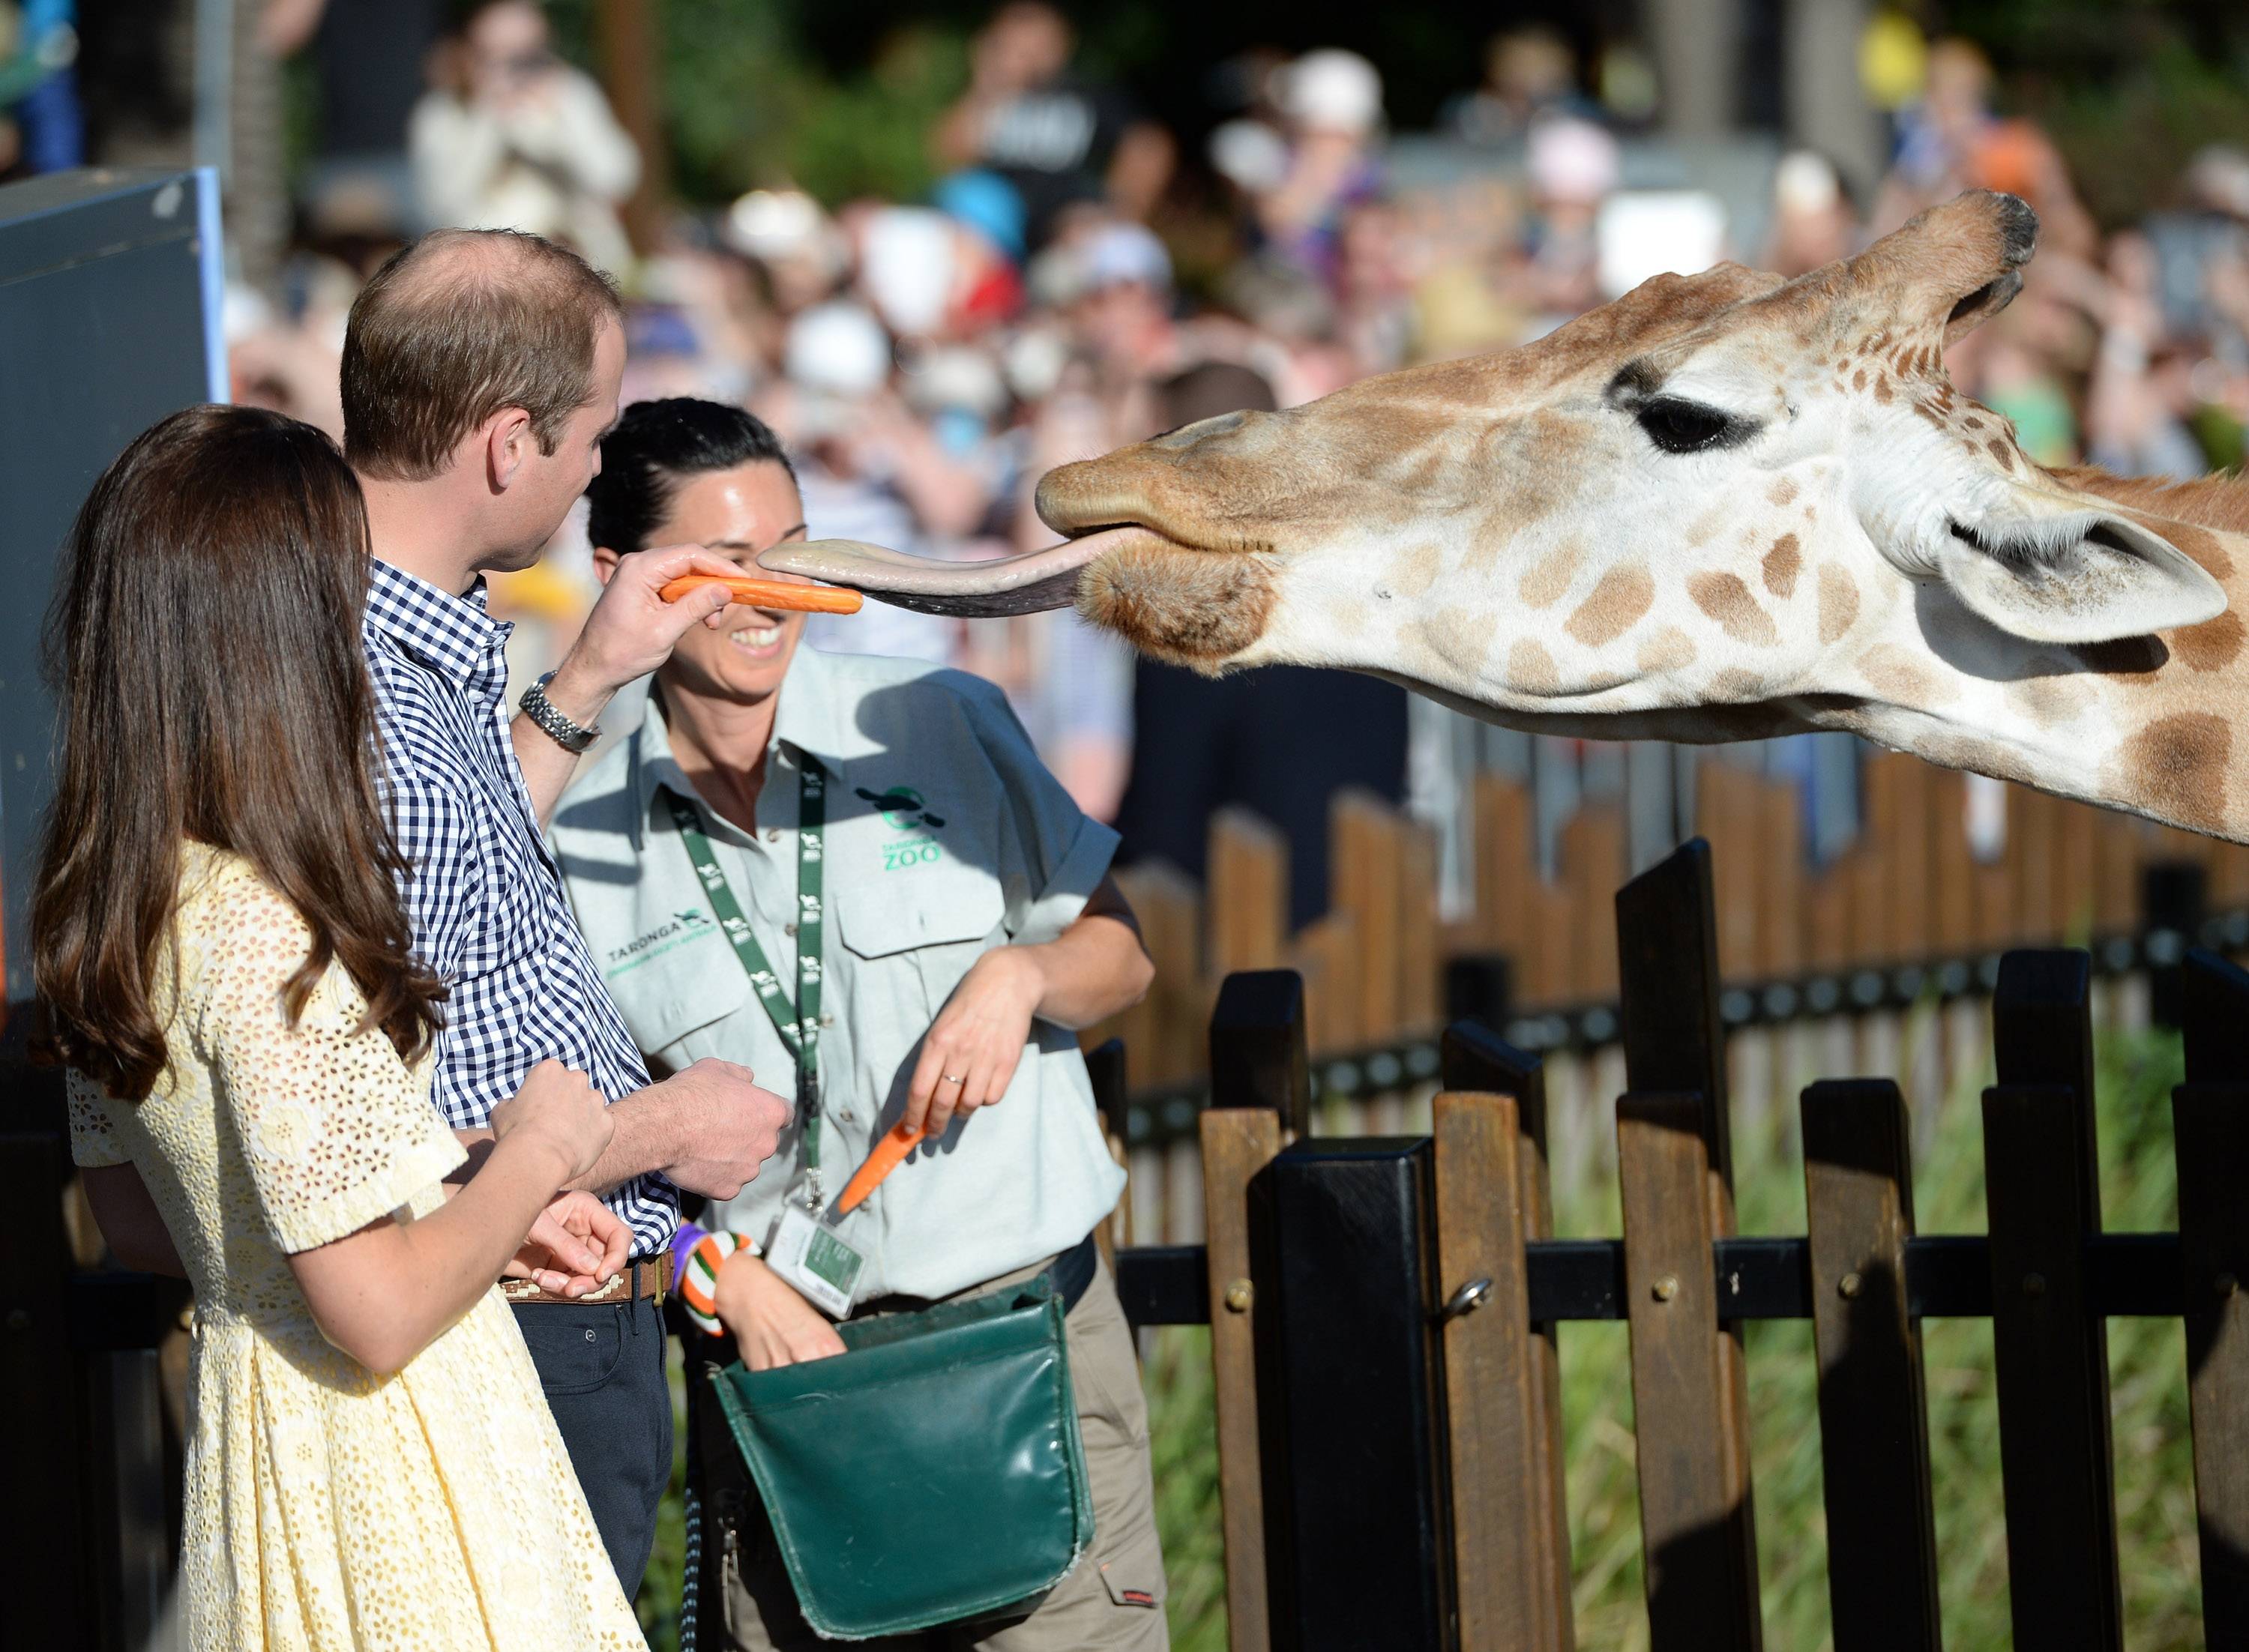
left=500, top=1257, right=668, bottom=1307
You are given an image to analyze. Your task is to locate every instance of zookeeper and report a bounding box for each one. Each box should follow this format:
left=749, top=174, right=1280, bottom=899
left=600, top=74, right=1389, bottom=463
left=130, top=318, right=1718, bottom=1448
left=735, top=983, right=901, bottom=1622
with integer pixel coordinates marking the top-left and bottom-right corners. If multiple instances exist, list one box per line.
left=548, top=398, right=1169, bottom=1651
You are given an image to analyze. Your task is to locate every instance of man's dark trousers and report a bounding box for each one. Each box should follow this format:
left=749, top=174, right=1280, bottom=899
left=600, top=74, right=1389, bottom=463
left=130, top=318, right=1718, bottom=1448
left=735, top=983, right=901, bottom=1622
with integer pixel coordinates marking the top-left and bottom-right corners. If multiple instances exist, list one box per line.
left=514, top=1294, right=674, bottom=1599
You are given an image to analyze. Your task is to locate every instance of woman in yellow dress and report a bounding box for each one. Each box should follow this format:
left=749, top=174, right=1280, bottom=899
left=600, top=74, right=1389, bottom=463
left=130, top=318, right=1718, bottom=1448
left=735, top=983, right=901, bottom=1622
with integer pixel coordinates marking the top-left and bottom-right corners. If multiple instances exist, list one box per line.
left=33, top=405, right=649, bottom=1651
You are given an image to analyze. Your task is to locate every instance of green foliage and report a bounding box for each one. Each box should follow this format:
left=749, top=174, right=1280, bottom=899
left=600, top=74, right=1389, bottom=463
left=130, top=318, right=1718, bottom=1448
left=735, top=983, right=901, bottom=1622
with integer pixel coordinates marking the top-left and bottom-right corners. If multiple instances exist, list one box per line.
left=776, top=28, right=969, bottom=209
left=547, top=0, right=968, bottom=208
left=2014, top=43, right=2249, bottom=233
left=635, top=1341, right=692, bottom=1651
left=1145, top=1329, right=1230, bottom=1651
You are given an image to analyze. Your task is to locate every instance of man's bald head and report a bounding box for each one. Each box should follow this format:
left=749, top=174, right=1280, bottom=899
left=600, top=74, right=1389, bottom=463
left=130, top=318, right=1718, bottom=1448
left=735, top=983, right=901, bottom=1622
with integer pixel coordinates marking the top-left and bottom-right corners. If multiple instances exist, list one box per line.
left=342, top=228, right=623, bottom=481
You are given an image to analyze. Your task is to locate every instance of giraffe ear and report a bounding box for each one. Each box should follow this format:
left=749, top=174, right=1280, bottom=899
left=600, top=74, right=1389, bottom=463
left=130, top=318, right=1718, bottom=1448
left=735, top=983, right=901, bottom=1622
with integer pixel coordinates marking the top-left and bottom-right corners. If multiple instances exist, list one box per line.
left=1936, top=497, right=2227, bottom=644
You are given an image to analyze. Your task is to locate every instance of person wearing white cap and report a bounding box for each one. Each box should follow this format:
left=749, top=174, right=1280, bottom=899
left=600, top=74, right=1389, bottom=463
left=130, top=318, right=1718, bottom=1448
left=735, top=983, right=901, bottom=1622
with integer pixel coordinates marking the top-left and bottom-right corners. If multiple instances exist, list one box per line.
left=764, top=305, right=992, bottom=669
left=1254, top=48, right=1387, bottom=288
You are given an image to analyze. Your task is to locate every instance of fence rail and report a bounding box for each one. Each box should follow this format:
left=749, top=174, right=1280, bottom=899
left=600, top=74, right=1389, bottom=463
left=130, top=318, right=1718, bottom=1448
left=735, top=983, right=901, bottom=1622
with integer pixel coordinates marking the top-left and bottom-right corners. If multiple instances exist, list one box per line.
left=1096, top=757, right=2249, bottom=1099
left=1107, top=835, right=2249, bottom=1652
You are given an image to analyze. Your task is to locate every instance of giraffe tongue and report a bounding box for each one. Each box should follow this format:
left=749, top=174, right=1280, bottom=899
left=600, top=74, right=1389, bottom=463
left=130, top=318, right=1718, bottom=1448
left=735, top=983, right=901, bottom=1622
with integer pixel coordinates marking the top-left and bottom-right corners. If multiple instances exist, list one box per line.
left=756, top=529, right=1138, bottom=617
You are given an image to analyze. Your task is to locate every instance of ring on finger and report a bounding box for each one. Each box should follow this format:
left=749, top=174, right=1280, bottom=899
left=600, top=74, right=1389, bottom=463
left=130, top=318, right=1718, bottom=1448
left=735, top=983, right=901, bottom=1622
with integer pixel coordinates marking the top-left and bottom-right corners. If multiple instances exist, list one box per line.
left=942, top=1073, right=966, bottom=1085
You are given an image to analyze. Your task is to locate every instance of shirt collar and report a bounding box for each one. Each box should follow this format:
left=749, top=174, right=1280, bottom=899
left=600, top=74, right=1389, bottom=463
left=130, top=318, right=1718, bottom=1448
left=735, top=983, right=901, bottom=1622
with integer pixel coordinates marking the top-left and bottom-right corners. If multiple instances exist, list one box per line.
left=364, top=558, right=512, bottom=688
left=625, top=649, right=843, bottom=851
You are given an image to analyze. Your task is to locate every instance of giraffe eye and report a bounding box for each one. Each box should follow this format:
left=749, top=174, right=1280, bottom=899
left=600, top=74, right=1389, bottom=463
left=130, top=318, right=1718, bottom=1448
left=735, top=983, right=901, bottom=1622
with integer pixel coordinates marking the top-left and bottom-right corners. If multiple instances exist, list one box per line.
left=1637, top=397, right=1739, bottom=454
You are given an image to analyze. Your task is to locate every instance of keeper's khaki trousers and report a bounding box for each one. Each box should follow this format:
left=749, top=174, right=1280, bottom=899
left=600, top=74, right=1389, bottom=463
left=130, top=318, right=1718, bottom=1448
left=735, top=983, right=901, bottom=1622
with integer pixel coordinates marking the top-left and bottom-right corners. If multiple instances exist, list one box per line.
left=692, top=1251, right=1170, bottom=1652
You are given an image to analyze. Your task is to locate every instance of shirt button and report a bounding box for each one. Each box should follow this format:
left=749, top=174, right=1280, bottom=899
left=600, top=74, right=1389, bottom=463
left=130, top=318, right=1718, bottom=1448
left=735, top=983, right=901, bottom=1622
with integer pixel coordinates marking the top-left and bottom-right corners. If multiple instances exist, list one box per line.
left=840, top=1109, right=855, bottom=1123
left=784, top=922, right=797, bottom=937
left=767, top=828, right=781, bottom=842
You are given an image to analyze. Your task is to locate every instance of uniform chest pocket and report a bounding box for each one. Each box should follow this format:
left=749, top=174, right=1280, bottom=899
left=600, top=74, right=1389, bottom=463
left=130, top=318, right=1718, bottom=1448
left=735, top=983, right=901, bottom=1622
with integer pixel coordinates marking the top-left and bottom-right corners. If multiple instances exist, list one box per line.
left=602, top=926, right=750, bottom=1060
left=831, top=871, right=1003, bottom=961
left=828, top=768, right=1005, bottom=962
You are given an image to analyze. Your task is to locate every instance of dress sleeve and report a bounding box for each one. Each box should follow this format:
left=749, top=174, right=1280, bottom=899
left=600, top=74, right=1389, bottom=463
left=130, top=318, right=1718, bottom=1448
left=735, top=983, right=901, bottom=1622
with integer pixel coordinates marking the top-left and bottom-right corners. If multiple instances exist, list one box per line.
left=199, top=869, right=466, bottom=1254
left=64, top=1067, right=128, bottom=1169
left=955, top=675, right=1122, bottom=945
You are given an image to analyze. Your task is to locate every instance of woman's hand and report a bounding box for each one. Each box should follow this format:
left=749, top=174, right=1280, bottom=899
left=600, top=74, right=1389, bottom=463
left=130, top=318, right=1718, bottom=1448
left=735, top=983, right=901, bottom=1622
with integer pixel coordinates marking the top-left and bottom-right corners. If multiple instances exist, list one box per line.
left=506, top=1190, right=631, bottom=1297
left=714, top=1252, right=848, bottom=1370
left=490, top=1060, right=614, bottom=1184
left=903, top=946, right=1047, bottom=1138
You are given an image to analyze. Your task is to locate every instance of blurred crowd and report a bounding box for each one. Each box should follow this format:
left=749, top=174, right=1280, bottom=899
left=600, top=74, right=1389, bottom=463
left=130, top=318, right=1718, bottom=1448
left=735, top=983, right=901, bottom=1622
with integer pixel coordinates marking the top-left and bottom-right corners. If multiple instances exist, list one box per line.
left=26, top=0, right=2249, bottom=910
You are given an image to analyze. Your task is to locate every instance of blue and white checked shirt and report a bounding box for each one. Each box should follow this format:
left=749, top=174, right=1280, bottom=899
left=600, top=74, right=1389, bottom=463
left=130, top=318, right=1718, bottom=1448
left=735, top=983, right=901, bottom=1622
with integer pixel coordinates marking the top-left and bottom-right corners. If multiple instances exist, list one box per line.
left=363, top=558, right=677, bottom=1255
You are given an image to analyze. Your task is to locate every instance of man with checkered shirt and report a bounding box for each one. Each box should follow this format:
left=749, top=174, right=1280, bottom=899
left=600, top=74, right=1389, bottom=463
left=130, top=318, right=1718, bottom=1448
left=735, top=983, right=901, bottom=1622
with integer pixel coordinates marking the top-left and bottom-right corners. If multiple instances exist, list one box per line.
left=340, top=227, right=793, bottom=1597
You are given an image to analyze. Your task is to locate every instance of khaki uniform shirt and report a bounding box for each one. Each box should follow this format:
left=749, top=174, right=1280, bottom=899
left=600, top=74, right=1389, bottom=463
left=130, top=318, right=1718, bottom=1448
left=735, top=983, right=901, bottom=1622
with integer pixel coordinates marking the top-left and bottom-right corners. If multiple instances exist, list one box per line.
left=548, top=648, right=1127, bottom=1300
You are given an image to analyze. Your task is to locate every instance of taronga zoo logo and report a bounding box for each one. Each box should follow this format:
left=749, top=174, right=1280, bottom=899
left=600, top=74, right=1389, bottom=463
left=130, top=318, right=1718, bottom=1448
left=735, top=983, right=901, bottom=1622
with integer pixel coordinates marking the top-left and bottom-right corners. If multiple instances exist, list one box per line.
left=856, top=786, right=946, bottom=833
left=603, top=907, right=717, bottom=977
left=858, top=784, right=947, bottom=872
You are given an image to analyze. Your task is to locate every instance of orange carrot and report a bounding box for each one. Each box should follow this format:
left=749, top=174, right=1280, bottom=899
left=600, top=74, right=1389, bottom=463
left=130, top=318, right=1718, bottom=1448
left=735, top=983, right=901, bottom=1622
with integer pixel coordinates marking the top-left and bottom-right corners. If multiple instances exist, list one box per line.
left=831, top=1121, right=925, bottom=1217
left=659, top=574, right=864, bottom=615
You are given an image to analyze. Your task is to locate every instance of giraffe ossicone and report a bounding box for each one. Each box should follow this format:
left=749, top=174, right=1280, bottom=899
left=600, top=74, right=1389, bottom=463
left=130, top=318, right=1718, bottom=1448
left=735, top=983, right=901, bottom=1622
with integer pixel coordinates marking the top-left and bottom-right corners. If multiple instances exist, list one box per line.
left=765, top=191, right=2249, bottom=840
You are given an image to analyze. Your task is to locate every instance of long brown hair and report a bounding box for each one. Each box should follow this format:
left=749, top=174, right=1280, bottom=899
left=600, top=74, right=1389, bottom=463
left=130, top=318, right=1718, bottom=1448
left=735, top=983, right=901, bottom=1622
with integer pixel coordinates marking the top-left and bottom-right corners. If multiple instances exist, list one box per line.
left=33, top=405, right=444, bottom=1100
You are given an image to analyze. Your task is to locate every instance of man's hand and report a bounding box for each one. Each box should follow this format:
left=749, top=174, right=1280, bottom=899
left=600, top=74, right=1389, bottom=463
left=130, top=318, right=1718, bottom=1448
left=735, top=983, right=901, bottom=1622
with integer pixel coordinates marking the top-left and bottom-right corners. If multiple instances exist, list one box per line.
left=714, top=1252, right=847, bottom=1370
left=903, top=946, right=1044, bottom=1139
left=541, top=544, right=743, bottom=726
left=505, top=1190, right=630, bottom=1297
left=646, top=1058, right=792, bottom=1200
left=512, top=543, right=744, bottom=823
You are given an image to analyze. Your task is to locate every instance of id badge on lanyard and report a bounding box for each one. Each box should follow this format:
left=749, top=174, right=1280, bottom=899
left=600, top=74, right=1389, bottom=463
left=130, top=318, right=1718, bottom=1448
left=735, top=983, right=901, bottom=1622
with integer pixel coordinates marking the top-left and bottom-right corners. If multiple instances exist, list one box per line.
left=665, top=774, right=871, bottom=1317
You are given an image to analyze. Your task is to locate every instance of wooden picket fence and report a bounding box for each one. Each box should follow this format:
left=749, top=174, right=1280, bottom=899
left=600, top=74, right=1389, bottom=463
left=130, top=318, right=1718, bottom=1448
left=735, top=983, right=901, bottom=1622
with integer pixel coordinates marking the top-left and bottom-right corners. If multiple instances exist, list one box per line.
left=1110, top=837, right=2249, bottom=1651
left=1095, top=756, right=2249, bottom=1091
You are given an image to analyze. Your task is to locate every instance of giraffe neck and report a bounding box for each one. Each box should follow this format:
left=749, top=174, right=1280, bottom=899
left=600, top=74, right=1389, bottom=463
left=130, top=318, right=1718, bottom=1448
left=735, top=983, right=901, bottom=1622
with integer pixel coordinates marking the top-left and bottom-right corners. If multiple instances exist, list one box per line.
left=1824, top=466, right=2249, bottom=841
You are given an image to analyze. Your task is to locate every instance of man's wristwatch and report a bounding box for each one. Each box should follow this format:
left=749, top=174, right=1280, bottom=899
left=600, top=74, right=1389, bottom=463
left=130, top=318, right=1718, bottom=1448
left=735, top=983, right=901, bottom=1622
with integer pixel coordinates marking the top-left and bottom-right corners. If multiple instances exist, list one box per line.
left=519, top=671, right=600, bottom=754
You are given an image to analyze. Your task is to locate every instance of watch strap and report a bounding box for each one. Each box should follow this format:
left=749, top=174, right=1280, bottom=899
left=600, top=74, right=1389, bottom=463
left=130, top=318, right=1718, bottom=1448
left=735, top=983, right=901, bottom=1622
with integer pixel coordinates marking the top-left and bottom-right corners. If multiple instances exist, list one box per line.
left=520, top=670, right=598, bottom=754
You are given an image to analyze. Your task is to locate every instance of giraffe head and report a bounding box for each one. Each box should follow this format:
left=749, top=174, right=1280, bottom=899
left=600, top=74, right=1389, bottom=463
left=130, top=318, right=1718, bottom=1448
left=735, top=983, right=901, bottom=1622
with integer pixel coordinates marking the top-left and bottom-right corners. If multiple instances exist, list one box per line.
left=764, top=191, right=2224, bottom=743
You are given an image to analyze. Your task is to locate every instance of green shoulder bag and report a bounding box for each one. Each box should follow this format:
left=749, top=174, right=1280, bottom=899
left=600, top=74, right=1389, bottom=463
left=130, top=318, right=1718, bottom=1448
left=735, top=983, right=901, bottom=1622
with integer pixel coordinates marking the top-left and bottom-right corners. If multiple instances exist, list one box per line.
left=708, top=1276, right=1095, bottom=1641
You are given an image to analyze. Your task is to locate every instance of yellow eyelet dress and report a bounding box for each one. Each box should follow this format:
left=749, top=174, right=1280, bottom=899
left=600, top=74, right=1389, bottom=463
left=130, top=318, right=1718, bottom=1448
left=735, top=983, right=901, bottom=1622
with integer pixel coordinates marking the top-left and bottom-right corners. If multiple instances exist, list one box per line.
left=64, top=846, right=646, bottom=1651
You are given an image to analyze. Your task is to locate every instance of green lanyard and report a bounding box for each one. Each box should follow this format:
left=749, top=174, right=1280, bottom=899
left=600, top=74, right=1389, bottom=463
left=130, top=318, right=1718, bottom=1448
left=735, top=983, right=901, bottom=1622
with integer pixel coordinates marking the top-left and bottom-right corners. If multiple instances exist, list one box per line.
left=663, top=764, right=829, bottom=1209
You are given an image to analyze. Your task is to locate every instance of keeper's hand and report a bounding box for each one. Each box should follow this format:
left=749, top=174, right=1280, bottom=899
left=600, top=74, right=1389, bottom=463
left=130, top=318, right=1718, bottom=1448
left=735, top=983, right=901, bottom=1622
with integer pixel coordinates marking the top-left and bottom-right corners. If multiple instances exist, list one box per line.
left=903, top=947, right=1044, bottom=1139
left=714, top=1252, right=847, bottom=1369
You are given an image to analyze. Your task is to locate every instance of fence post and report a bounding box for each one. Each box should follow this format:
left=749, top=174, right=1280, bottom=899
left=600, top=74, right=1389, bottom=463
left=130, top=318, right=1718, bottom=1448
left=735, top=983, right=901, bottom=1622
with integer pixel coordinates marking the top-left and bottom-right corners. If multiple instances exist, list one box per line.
left=1800, top=1079, right=1939, bottom=1652
left=1331, top=792, right=1405, bottom=1045
left=1983, top=950, right=2123, bottom=1651
left=1208, top=807, right=1290, bottom=979
left=1434, top=1024, right=1572, bottom=1652
left=2175, top=948, right=2249, bottom=1641
left=1263, top=1136, right=1451, bottom=1651
left=1202, top=971, right=1306, bottom=1652
left=1614, top=840, right=1761, bottom=1651
left=2142, top=860, right=2206, bottom=1028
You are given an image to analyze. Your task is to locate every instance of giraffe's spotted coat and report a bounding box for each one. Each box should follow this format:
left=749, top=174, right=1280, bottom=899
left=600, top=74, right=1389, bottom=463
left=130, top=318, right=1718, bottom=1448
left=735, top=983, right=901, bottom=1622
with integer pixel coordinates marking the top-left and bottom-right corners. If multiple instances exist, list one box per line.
left=1508, top=637, right=1560, bottom=695
left=2118, top=714, right=2231, bottom=833
left=2172, top=612, right=2245, bottom=674
left=1856, top=643, right=1945, bottom=706
left=1517, top=539, right=1583, bottom=609
left=1637, top=627, right=1697, bottom=673
left=1762, top=534, right=1802, bottom=598
left=1816, top=564, right=1860, bottom=644
left=1567, top=565, right=1655, bottom=647
left=1690, top=571, right=1779, bottom=646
